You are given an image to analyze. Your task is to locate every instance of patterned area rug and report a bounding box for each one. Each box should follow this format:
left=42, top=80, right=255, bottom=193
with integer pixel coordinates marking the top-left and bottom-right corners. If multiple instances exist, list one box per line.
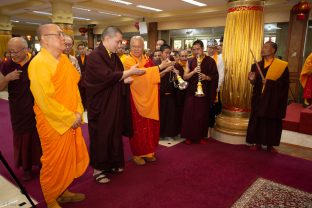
left=232, top=178, right=312, bottom=208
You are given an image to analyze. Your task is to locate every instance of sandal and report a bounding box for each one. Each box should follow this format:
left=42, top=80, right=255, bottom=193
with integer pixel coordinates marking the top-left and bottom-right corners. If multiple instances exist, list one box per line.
left=93, top=171, right=110, bottom=184
left=111, top=167, right=124, bottom=173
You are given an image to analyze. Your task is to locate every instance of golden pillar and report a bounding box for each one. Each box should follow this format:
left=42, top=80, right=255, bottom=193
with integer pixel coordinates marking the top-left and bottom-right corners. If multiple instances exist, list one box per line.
left=0, top=15, right=12, bottom=59
left=50, top=0, right=74, bottom=36
left=215, top=0, right=264, bottom=144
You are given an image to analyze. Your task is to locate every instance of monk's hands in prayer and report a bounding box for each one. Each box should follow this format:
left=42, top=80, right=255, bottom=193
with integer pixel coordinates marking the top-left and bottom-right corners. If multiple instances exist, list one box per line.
left=72, top=112, right=82, bottom=129
left=124, top=77, right=134, bottom=84
left=4, top=70, right=20, bottom=82
left=262, top=79, right=266, bottom=85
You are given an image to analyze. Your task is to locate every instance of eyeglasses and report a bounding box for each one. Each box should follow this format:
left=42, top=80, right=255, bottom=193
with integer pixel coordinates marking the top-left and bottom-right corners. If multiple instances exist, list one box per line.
left=65, top=43, right=73, bottom=47
left=42, top=31, right=65, bottom=38
left=8, top=47, right=26, bottom=56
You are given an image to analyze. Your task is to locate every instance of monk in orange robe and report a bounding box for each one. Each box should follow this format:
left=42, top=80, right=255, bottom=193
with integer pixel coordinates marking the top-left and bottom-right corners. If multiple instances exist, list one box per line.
left=300, top=52, right=312, bottom=107
left=122, top=36, right=173, bottom=165
left=28, top=24, right=89, bottom=208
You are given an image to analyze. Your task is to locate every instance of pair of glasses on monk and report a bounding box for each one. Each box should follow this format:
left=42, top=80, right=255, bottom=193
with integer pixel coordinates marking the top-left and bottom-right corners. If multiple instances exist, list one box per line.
left=42, top=31, right=65, bottom=39
left=8, top=47, right=26, bottom=56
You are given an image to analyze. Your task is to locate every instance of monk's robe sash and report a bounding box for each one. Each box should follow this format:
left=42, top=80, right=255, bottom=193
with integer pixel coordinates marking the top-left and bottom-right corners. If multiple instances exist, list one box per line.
left=262, top=58, right=288, bottom=93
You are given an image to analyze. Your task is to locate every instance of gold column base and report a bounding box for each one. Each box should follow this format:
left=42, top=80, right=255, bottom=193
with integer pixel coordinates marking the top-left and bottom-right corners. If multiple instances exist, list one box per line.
left=215, top=109, right=250, bottom=136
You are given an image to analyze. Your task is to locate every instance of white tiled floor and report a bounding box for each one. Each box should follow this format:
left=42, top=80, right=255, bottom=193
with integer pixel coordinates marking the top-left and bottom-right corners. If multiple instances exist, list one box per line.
left=0, top=176, right=37, bottom=208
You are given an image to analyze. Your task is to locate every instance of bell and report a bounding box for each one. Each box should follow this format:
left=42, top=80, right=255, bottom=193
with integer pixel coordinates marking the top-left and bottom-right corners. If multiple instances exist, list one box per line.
left=176, top=75, right=188, bottom=90
left=195, top=81, right=205, bottom=97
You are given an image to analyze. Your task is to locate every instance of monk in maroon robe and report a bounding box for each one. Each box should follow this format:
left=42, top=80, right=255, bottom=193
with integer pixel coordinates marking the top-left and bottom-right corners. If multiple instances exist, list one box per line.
left=159, top=44, right=180, bottom=139
left=246, top=42, right=289, bottom=152
left=0, top=37, right=42, bottom=180
left=181, top=40, right=219, bottom=144
left=84, top=26, right=144, bottom=183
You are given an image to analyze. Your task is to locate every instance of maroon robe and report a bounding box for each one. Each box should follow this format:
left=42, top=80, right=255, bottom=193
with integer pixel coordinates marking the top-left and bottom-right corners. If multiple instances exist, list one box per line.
left=246, top=60, right=289, bottom=146
left=84, top=43, right=132, bottom=171
left=181, top=55, right=219, bottom=141
left=0, top=58, right=42, bottom=170
left=77, top=55, right=88, bottom=109
left=159, top=63, right=180, bottom=138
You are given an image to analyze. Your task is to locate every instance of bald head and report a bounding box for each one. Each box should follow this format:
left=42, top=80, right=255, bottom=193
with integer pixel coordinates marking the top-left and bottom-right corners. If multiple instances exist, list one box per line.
left=101, top=26, right=122, bottom=40
left=8, top=37, right=28, bottom=48
left=36, top=23, right=66, bottom=58
left=7, top=37, right=29, bottom=63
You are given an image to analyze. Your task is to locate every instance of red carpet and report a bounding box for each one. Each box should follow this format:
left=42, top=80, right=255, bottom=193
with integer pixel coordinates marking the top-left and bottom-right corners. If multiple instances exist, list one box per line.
left=283, top=103, right=312, bottom=134
left=1, top=99, right=312, bottom=208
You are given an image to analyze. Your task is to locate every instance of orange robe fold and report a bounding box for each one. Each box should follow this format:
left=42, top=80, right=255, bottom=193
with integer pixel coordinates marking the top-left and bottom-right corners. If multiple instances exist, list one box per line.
left=28, top=49, right=89, bottom=204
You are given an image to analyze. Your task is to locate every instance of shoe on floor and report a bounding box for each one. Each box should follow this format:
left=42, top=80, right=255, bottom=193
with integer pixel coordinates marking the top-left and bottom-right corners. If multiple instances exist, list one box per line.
left=267, top=146, right=278, bottom=153
left=47, top=200, right=62, bottom=208
left=133, top=156, right=146, bottom=165
left=199, top=139, right=208, bottom=144
left=111, top=167, right=124, bottom=173
left=57, top=190, right=85, bottom=204
left=93, top=171, right=110, bottom=184
left=184, top=139, right=192, bottom=145
left=249, top=144, right=261, bottom=151
left=144, top=156, right=156, bottom=162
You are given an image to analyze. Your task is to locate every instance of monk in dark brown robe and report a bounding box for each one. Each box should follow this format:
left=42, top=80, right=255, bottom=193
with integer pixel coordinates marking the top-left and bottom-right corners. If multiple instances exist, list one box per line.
left=246, top=41, right=289, bottom=152
left=0, top=37, right=42, bottom=181
left=159, top=44, right=180, bottom=139
left=77, top=43, right=88, bottom=109
left=181, top=40, right=218, bottom=144
left=84, top=26, right=144, bottom=183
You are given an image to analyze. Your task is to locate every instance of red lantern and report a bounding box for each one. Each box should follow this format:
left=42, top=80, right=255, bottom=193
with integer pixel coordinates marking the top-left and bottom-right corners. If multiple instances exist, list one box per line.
left=292, top=0, right=311, bottom=20
left=134, top=22, right=139, bottom=31
left=79, top=27, right=88, bottom=36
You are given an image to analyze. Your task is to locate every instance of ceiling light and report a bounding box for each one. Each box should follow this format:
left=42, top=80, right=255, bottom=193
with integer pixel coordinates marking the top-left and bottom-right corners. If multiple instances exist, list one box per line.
left=98, top=11, right=121, bottom=16
left=73, top=7, right=91, bottom=12
left=136, top=5, right=162, bottom=12
left=181, top=0, right=207, bottom=7
left=109, top=0, right=132, bottom=5
left=10, top=20, right=20, bottom=23
left=26, top=22, right=41, bottom=25
left=33, top=11, right=52, bottom=15
left=74, top=17, right=91, bottom=20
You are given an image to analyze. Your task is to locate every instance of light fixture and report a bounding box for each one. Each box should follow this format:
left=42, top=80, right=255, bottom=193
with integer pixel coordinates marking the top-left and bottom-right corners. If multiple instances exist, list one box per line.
left=73, top=7, right=91, bottom=12
left=74, top=17, right=91, bottom=20
left=33, top=11, right=52, bottom=15
left=136, top=5, right=162, bottom=12
left=109, top=0, right=132, bottom=5
left=10, top=20, right=20, bottom=23
left=26, top=22, right=41, bottom=25
left=181, top=0, right=207, bottom=7
left=98, top=11, right=121, bottom=16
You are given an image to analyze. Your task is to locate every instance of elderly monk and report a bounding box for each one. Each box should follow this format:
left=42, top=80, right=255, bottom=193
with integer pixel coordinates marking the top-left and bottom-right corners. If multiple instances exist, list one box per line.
left=28, top=24, right=89, bottom=208
left=0, top=37, right=42, bottom=181
left=63, top=34, right=81, bottom=73
left=85, top=26, right=145, bottom=183
left=123, top=36, right=172, bottom=165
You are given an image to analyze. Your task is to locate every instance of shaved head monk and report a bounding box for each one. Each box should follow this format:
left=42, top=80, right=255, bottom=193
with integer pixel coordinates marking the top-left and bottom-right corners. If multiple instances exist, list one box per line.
left=28, top=23, right=89, bottom=208
left=0, top=37, right=42, bottom=181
